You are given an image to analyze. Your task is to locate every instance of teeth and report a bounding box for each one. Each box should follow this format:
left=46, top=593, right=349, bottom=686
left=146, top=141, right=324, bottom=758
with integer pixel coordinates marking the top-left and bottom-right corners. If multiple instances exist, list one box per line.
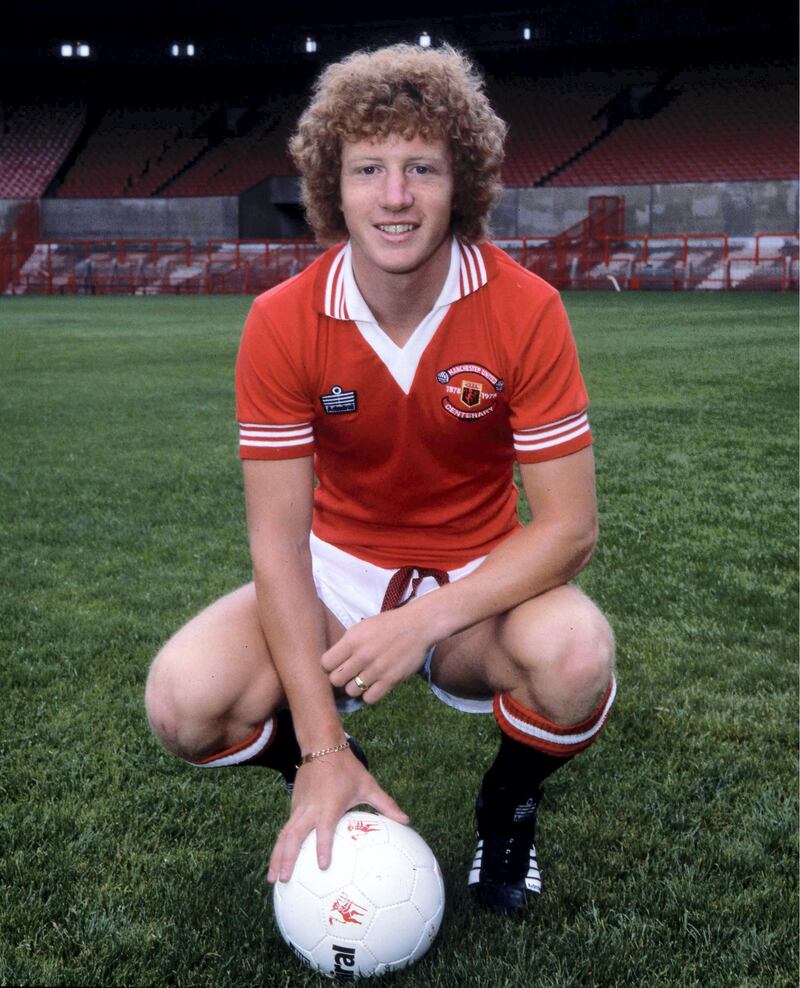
left=378, top=224, right=415, bottom=234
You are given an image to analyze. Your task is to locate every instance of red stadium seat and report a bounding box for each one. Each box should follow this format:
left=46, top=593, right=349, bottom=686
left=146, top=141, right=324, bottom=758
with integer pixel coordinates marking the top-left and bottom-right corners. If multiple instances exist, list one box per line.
left=0, top=104, right=85, bottom=197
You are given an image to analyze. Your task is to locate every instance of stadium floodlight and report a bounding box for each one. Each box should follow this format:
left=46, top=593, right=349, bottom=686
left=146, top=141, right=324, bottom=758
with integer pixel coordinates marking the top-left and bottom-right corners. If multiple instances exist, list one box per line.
left=171, top=43, right=179, bottom=56
left=305, top=37, right=317, bottom=53
left=60, top=44, right=74, bottom=57
left=77, top=43, right=91, bottom=57
left=186, top=43, right=195, bottom=56
left=418, top=31, right=431, bottom=48
left=522, top=26, right=532, bottom=41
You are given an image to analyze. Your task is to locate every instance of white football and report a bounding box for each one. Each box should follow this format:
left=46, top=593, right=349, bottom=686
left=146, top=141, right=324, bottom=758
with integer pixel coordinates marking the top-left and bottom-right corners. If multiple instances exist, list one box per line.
left=273, top=811, right=445, bottom=979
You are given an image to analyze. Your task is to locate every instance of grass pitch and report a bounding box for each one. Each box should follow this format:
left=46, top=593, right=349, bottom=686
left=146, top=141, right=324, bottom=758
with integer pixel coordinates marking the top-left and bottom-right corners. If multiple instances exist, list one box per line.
left=1, top=292, right=797, bottom=987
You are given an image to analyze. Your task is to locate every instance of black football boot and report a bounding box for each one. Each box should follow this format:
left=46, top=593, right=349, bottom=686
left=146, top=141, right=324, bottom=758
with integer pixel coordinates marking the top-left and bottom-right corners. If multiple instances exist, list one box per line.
left=468, top=782, right=543, bottom=915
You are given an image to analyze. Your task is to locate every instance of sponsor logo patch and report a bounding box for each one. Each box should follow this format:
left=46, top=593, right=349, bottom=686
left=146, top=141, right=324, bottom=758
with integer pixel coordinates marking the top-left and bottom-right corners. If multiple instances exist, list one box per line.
left=436, top=363, right=504, bottom=421
left=320, top=385, right=358, bottom=415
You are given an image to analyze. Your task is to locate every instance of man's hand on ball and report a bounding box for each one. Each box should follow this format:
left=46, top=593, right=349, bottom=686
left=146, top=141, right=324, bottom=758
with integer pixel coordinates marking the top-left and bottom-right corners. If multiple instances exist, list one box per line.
left=266, top=749, right=409, bottom=884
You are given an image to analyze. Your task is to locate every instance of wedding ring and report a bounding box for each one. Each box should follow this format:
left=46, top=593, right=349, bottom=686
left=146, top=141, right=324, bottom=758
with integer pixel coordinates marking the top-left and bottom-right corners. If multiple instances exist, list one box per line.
left=353, top=675, right=369, bottom=692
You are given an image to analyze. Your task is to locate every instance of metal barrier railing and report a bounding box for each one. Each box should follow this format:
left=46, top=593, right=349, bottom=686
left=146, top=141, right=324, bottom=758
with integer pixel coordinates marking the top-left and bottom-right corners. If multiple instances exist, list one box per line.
left=2, top=234, right=797, bottom=295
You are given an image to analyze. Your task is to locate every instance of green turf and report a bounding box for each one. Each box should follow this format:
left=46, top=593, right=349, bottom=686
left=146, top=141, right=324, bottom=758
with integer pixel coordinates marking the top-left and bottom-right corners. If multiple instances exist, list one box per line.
left=1, top=292, right=797, bottom=987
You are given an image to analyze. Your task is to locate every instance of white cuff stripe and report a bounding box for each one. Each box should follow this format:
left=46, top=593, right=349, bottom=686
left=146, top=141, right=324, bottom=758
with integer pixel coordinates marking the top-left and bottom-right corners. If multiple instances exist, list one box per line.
left=499, top=677, right=616, bottom=747
left=240, top=426, right=313, bottom=439
left=240, top=436, right=314, bottom=448
left=514, top=413, right=588, bottom=444
left=514, top=410, right=587, bottom=436
left=514, top=422, right=590, bottom=452
left=239, top=421, right=312, bottom=430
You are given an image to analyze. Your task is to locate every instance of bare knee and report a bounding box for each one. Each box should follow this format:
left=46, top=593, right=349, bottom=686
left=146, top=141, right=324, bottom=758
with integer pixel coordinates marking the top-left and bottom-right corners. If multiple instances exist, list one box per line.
left=555, top=598, right=615, bottom=700
left=144, top=645, right=199, bottom=760
left=500, top=587, right=614, bottom=719
left=144, top=638, right=242, bottom=763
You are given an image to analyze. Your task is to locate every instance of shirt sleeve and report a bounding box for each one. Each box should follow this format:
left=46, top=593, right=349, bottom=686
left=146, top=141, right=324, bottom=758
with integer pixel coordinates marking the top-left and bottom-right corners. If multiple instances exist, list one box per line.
left=235, top=299, right=316, bottom=460
left=508, top=292, right=592, bottom=464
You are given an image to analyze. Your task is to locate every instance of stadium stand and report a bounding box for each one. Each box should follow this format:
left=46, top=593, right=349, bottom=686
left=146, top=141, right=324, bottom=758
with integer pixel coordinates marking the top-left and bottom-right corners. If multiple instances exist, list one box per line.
left=0, top=103, right=85, bottom=198
left=28, top=60, right=795, bottom=198
left=55, top=104, right=214, bottom=198
left=550, top=63, right=797, bottom=186
left=9, top=238, right=324, bottom=295
left=489, top=69, right=661, bottom=187
left=7, top=196, right=795, bottom=296
left=162, top=95, right=299, bottom=196
left=1, top=49, right=796, bottom=294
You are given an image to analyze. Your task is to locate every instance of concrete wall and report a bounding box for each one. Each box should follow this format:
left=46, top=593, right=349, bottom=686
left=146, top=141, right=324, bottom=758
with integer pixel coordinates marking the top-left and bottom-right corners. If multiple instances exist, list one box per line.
left=0, top=199, right=28, bottom=231
left=239, top=177, right=308, bottom=238
left=39, top=196, right=239, bottom=242
left=496, top=180, right=799, bottom=238
left=3, top=180, right=796, bottom=242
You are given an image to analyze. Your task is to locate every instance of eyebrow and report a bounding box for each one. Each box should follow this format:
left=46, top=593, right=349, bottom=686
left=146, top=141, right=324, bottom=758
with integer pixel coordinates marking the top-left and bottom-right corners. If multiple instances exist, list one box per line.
left=344, top=154, right=448, bottom=166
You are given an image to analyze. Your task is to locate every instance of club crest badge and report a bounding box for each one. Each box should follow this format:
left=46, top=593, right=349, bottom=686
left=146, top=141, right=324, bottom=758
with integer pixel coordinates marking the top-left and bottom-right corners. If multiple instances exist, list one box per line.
left=320, top=385, right=357, bottom=415
left=436, top=363, right=504, bottom=420
left=460, top=380, right=483, bottom=408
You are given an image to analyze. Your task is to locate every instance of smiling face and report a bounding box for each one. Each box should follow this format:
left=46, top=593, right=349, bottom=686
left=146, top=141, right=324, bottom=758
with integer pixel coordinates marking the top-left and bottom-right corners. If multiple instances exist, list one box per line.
left=339, top=133, right=454, bottom=285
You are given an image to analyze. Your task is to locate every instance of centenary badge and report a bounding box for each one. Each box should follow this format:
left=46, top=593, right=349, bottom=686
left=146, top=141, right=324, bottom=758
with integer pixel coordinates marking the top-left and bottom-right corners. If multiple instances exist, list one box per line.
left=435, top=363, right=504, bottom=421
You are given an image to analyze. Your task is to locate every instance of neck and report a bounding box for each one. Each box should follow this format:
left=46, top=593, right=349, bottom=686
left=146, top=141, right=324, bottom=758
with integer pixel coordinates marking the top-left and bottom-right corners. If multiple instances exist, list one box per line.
left=351, top=237, right=452, bottom=346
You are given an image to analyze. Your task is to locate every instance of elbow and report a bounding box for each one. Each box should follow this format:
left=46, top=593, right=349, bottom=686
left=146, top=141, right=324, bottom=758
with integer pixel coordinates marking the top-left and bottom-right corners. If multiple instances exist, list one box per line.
left=250, top=533, right=312, bottom=584
left=571, top=516, right=599, bottom=576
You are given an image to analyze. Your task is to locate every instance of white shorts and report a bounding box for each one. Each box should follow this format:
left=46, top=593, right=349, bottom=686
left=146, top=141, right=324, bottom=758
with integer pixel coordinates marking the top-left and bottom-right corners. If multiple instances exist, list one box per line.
left=310, top=533, right=494, bottom=715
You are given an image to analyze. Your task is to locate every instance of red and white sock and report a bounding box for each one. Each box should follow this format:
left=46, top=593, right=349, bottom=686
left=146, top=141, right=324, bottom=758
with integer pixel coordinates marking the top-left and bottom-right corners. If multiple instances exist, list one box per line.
left=189, top=708, right=302, bottom=788
left=493, top=675, right=617, bottom=758
left=192, top=717, right=275, bottom=768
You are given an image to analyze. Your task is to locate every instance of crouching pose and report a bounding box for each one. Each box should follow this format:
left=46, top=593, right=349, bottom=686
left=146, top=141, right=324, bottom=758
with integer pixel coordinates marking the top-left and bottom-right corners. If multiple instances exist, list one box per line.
left=145, top=43, right=615, bottom=915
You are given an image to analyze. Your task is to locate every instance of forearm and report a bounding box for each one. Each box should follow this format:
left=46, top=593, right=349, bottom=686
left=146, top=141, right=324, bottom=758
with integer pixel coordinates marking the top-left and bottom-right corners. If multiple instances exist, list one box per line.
left=243, top=458, right=346, bottom=754
left=255, top=535, right=410, bottom=883
left=410, top=509, right=596, bottom=646
left=252, top=542, right=345, bottom=754
left=409, top=448, right=600, bottom=644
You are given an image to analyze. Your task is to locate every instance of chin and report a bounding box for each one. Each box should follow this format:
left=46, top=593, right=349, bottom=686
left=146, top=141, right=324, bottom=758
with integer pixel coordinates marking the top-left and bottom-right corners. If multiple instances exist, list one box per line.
left=380, top=257, right=426, bottom=275
left=374, top=246, right=437, bottom=275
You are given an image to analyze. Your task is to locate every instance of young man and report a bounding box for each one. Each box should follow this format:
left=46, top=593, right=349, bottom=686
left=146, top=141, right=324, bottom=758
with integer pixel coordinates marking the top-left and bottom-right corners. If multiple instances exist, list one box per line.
left=145, top=44, right=615, bottom=915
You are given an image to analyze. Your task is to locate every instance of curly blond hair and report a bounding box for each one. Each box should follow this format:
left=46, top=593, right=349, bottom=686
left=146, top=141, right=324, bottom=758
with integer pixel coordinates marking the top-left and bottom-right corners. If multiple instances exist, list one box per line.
left=289, top=44, right=507, bottom=245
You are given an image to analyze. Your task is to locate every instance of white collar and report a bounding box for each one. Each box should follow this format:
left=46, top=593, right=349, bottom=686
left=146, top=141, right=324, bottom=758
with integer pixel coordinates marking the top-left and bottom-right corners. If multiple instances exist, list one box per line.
left=341, top=237, right=463, bottom=324
left=321, top=237, right=490, bottom=395
left=321, top=236, right=489, bottom=322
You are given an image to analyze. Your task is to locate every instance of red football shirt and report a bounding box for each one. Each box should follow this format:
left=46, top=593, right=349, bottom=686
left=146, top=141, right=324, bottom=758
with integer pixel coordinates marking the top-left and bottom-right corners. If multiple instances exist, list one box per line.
left=236, top=239, right=591, bottom=568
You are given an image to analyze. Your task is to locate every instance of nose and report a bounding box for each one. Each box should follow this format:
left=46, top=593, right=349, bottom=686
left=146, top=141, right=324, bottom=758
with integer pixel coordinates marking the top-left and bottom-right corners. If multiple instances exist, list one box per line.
left=379, top=168, right=414, bottom=211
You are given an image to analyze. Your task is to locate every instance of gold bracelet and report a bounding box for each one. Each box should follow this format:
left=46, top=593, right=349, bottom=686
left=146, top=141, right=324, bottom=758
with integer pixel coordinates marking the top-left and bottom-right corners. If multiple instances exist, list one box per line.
left=296, top=739, right=350, bottom=769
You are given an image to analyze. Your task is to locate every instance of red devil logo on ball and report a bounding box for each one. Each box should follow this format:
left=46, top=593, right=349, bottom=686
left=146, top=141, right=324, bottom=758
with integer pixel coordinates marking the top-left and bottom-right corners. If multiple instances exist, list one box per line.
left=328, top=897, right=367, bottom=926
